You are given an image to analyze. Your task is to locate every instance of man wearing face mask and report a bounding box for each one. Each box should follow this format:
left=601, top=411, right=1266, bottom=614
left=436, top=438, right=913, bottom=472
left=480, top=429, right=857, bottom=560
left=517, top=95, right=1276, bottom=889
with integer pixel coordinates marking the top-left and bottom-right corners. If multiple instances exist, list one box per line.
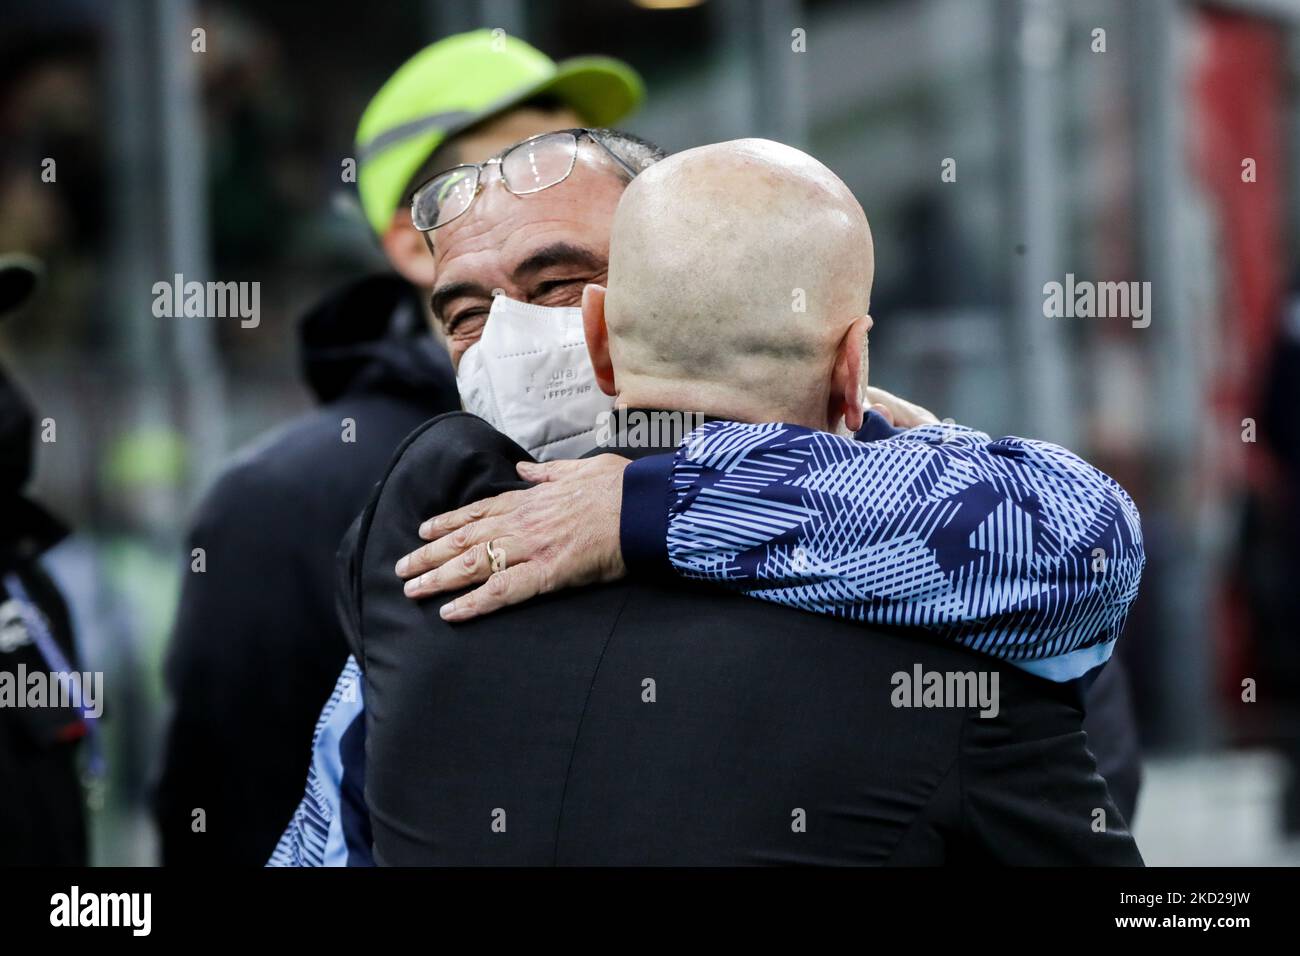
left=270, top=127, right=663, bottom=865
left=0, top=255, right=89, bottom=866
left=274, top=131, right=1143, bottom=865
left=157, top=31, right=644, bottom=866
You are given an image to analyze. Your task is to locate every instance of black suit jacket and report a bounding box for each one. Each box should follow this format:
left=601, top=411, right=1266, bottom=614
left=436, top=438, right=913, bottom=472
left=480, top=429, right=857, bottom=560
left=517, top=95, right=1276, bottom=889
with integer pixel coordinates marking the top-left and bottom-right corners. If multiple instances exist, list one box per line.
left=341, top=412, right=1142, bottom=865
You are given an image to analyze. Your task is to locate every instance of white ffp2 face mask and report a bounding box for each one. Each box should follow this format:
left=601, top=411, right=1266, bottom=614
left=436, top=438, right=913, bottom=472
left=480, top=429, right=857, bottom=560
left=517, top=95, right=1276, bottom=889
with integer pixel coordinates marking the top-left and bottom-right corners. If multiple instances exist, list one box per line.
left=455, top=294, right=615, bottom=460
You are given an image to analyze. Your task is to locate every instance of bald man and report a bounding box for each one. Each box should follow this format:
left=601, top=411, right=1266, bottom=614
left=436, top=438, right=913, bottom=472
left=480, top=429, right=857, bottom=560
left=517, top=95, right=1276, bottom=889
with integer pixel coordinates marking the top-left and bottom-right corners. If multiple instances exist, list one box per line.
left=338, top=139, right=1141, bottom=865
left=593, top=138, right=872, bottom=430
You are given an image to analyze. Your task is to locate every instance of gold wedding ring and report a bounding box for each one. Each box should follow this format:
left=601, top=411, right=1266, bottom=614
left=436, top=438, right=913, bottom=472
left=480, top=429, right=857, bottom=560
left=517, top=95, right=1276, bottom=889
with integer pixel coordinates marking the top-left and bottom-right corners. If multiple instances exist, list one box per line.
left=485, top=539, right=508, bottom=574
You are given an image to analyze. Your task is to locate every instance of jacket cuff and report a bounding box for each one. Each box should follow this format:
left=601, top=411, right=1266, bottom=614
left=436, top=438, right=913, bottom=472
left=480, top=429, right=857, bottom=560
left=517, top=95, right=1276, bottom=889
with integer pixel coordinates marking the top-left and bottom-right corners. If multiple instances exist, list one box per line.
left=855, top=408, right=904, bottom=442
left=619, top=453, right=675, bottom=577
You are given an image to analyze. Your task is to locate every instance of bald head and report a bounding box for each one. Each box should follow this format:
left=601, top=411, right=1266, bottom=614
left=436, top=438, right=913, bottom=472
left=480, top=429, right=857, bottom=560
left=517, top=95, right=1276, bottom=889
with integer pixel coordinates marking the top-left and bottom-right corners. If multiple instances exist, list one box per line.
left=590, top=139, right=874, bottom=429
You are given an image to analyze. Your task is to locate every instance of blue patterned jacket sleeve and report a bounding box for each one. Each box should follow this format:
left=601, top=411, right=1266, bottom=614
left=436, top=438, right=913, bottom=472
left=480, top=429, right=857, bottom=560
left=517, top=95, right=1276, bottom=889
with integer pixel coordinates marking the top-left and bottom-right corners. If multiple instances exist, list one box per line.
left=623, top=417, right=1144, bottom=681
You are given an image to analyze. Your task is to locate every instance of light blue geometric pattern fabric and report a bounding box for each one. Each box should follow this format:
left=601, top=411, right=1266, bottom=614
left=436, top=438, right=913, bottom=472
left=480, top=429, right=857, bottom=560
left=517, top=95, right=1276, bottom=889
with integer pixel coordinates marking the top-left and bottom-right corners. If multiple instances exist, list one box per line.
left=267, top=656, right=364, bottom=867
left=665, top=421, right=1144, bottom=681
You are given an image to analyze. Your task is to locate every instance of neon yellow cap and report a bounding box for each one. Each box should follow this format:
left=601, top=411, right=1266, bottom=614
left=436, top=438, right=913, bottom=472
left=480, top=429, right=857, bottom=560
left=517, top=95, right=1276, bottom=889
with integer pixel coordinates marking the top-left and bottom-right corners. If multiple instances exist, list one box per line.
left=356, top=30, right=644, bottom=235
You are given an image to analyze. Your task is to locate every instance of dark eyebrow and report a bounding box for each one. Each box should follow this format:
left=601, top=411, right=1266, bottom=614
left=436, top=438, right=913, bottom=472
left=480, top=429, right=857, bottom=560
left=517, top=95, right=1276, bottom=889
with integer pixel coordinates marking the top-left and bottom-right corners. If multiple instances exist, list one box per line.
left=430, top=280, right=492, bottom=324
left=510, top=242, right=605, bottom=283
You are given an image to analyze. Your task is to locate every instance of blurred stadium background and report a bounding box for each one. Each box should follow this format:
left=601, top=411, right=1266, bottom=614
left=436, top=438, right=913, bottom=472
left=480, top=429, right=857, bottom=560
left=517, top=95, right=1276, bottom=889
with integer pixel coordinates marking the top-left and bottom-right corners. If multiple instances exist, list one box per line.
left=2, top=0, right=1299, bottom=865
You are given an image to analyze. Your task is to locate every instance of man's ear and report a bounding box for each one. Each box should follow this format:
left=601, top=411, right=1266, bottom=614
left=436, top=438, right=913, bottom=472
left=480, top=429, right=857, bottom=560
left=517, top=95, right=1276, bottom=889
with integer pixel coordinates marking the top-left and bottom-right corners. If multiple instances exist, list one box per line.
left=828, top=314, right=872, bottom=433
left=582, top=283, right=617, bottom=396
left=381, top=208, right=436, bottom=289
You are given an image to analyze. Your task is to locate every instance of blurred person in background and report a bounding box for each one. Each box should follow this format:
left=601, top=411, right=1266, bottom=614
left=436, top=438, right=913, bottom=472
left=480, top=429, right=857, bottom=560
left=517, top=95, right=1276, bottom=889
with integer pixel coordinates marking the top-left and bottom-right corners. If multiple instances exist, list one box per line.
left=154, top=30, right=643, bottom=866
left=0, top=254, right=89, bottom=865
left=1256, top=283, right=1300, bottom=832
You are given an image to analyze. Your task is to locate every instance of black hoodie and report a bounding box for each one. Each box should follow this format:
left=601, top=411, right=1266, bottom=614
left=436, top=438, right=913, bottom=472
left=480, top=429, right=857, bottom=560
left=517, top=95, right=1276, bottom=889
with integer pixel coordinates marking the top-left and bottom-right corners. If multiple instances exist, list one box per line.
left=155, top=274, right=459, bottom=866
left=0, top=361, right=87, bottom=865
left=0, top=365, right=68, bottom=565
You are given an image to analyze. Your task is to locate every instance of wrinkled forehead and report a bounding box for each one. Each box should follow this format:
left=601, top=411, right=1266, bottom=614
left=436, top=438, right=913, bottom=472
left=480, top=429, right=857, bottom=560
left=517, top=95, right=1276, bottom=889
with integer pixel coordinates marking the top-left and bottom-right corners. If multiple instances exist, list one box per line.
left=431, top=145, right=628, bottom=271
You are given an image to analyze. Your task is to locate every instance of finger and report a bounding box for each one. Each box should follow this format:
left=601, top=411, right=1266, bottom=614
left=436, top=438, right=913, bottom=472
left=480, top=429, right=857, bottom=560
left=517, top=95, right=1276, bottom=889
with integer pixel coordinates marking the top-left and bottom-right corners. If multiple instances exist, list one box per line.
left=914, top=404, right=941, bottom=426
left=418, top=488, right=529, bottom=540
left=439, top=562, right=546, bottom=622
left=397, top=516, right=510, bottom=579
left=869, top=402, right=895, bottom=426
left=403, top=536, right=515, bottom=598
left=515, top=458, right=591, bottom=482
